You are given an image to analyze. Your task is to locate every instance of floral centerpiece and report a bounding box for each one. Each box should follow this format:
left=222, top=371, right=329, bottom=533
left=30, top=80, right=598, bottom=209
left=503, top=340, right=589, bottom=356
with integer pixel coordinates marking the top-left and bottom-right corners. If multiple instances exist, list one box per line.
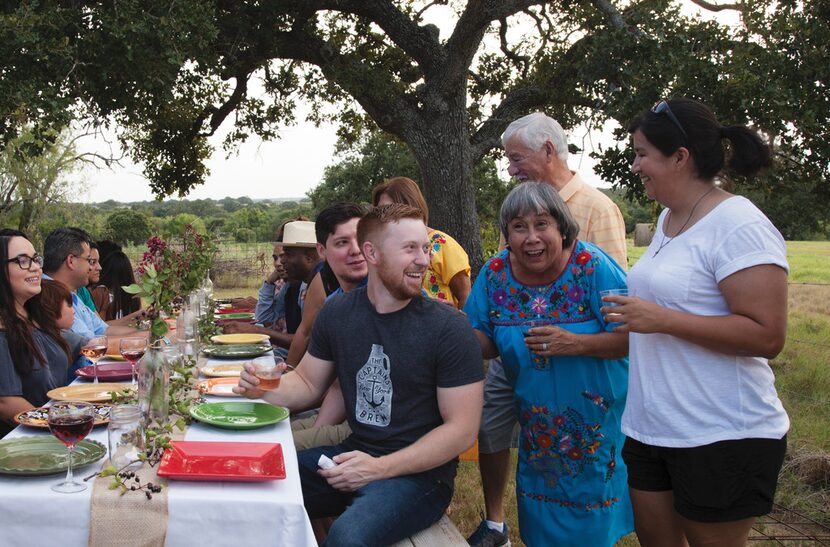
left=123, top=226, right=216, bottom=425
left=127, top=225, right=216, bottom=339
left=86, top=225, right=216, bottom=496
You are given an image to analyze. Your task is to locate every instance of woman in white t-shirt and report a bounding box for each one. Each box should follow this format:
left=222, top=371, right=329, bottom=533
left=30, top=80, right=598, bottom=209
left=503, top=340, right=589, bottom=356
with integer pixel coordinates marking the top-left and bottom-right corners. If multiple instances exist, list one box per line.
left=603, top=98, right=789, bottom=547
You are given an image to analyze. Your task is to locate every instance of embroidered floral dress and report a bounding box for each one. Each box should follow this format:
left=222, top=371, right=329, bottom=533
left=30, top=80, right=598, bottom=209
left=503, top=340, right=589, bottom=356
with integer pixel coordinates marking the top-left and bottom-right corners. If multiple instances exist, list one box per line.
left=466, top=241, right=633, bottom=546
left=423, top=229, right=470, bottom=307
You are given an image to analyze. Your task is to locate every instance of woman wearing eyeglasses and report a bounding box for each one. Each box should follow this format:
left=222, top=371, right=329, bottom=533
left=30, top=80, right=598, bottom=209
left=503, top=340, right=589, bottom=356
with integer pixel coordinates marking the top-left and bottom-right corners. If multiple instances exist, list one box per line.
left=604, top=98, right=789, bottom=546
left=0, top=229, right=71, bottom=437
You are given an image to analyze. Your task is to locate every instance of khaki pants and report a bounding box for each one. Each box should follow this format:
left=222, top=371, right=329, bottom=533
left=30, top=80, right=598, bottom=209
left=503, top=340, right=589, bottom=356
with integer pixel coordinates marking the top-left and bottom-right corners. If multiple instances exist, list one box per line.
left=292, top=416, right=352, bottom=451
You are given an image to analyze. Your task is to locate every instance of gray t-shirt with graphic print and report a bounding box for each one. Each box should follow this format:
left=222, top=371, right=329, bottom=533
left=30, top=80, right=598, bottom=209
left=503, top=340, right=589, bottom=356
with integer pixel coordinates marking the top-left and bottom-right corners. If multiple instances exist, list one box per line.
left=308, top=286, right=483, bottom=484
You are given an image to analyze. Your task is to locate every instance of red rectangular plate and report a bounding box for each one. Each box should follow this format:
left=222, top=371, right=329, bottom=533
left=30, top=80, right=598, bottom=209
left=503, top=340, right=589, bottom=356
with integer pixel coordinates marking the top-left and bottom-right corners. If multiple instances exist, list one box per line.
left=157, top=441, right=286, bottom=481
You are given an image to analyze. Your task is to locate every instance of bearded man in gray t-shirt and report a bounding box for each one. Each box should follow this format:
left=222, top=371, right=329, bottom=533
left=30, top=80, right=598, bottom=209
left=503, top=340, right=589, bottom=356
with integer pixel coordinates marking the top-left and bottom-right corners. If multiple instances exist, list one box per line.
left=237, top=203, right=483, bottom=546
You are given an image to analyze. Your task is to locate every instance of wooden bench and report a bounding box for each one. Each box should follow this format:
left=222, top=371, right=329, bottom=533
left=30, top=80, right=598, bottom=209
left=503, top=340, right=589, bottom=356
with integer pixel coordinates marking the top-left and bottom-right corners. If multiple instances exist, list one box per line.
left=390, top=515, right=468, bottom=546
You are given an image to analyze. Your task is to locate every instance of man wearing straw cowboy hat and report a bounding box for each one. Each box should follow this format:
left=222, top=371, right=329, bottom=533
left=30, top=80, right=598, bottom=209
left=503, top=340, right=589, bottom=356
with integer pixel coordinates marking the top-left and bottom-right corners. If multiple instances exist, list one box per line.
left=224, top=220, right=322, bottom=351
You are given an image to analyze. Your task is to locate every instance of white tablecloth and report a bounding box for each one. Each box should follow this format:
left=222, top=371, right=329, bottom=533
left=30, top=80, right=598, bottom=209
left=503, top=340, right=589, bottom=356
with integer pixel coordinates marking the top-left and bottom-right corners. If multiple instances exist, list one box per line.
left=0, top=356, right=315, bottom=546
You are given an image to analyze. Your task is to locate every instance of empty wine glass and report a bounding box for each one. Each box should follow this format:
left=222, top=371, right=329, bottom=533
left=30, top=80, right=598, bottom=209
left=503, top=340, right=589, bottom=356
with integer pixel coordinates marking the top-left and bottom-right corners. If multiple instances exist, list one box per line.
left=119, top=337, right=147, bottom=384
left=81, top=335, right=108, bottom=384
left=48, top=401, right=95, bottom=493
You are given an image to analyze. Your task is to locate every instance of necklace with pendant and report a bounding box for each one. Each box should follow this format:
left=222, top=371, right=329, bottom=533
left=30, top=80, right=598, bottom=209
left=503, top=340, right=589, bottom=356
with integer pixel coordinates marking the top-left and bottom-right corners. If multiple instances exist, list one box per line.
left=653, top=185, right=716, bottom=257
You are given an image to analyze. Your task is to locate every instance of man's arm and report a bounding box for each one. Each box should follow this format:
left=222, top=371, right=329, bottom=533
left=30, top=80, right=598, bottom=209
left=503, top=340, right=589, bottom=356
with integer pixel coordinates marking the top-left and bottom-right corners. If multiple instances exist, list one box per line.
left=285, top=274, right=326, bottom=366
left=222, top=321, right=294, bottom=348
left=255, top=279, right=284, bottom=325
left=320, top=381, right=483, bottom=491
left=104, top=324, right=143, bottom=337
left=106, top=308, right=146, bottom=327
left=234, top=350, right=337, bottom=411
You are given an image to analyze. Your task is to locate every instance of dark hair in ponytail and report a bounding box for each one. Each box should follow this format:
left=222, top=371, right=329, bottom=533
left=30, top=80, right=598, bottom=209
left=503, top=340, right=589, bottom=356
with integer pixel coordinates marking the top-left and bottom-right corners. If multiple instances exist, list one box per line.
left=629, top=98, right=771, bottom=180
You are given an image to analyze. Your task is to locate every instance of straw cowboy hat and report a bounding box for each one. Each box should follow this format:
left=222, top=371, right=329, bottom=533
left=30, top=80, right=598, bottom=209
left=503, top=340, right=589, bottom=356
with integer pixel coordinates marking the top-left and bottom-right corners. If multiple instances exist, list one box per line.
left=280, top=221, right=317, bottom=248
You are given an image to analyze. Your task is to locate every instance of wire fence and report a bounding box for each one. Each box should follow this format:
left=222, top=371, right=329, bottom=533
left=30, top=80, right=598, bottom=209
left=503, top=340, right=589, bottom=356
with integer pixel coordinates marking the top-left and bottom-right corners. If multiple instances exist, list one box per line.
left=121, top=241, right=830, bottom=294
left=123, top=240, right=274, bottom=289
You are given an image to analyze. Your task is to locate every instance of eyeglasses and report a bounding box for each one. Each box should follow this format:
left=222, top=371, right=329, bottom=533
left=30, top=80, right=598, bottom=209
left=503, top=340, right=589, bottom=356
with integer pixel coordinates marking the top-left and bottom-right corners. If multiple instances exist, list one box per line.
left=6, top=254, right=44, bottom=271
left=652, top=100, right=688, bottom=141
left=72, top=255, right=99, bottom=266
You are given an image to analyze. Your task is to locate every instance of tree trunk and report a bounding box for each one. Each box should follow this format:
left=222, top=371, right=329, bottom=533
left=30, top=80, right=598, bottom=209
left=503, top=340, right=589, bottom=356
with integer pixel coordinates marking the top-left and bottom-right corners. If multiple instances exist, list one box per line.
left=407, top=108, right=484, bottom=276
left=17, top=198, right=34, bottom=234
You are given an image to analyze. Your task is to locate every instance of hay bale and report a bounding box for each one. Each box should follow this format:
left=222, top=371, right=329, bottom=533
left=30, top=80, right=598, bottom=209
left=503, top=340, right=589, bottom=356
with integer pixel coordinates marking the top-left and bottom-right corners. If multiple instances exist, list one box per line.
left=634, top=223, right=655, bottom=247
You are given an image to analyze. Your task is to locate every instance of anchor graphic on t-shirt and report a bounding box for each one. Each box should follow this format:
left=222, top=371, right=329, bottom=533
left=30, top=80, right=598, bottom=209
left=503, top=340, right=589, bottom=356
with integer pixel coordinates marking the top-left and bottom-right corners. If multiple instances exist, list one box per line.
left=356, top=344, right=393, bottom=427
left=364, top=377, right=386, bottom=408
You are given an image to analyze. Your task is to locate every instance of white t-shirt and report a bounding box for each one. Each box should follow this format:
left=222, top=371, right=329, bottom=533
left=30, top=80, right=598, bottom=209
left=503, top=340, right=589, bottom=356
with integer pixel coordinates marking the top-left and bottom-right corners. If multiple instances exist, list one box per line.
left=622, top=196, right=790, bottom=448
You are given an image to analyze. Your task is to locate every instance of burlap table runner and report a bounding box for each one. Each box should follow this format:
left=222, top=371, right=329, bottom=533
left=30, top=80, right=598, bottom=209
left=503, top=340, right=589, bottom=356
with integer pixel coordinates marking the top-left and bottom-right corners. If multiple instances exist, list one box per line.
left=88, top=352, right=205, bottom=547
left=87, top=422, right=188, bottom=547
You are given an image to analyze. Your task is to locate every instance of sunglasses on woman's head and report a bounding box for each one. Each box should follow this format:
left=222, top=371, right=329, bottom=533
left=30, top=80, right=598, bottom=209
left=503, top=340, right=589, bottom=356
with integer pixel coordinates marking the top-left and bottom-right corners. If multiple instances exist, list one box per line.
left=652, top=100, right=688, bottom=141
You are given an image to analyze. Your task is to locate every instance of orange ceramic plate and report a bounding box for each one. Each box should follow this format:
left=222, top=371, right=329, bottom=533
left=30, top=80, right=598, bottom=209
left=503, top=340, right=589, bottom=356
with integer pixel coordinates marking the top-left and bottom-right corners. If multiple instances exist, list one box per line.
left=198, top=378, right=242, bottom=397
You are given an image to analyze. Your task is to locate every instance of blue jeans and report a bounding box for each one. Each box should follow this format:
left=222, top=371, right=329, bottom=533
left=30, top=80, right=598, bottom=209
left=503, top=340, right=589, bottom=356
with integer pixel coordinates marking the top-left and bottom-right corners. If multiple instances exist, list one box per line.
left=298, top=444, right=453, bottom=547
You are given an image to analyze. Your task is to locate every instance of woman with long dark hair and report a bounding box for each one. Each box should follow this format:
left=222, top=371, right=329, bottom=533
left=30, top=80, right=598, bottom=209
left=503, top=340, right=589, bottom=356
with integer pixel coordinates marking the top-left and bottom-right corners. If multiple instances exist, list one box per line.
left=91, top=251, right=141, bottom=321
left=608, top=98, right=789, bottom=546
left=0, top=229, right=71, bottom=437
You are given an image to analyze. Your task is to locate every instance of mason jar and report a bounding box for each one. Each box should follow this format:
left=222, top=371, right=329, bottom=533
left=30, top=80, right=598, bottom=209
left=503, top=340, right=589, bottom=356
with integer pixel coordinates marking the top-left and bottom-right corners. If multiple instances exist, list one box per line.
left=107, top=405, right=144, bottom=470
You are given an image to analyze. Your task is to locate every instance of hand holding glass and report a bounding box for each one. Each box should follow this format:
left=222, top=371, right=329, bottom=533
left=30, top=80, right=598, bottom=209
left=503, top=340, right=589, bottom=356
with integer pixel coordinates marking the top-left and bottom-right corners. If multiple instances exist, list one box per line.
left=254, top=358, right=284, bottom=391
left=119, top=337, right=147, bottom=384
left=48, top=402, right=95, bottom=493
left=600, top=289, right=629, bottom=324
left=80, top=335, right=108, bottom=384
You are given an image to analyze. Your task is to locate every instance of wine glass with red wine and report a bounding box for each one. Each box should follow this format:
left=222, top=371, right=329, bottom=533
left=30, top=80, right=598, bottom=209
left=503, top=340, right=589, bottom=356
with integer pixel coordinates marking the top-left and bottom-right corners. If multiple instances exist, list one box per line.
left=48, top=401, right=95, bottom=493
left=80, top=335, right=108, bottom=384
left=119, top=337, right=147, bottom=384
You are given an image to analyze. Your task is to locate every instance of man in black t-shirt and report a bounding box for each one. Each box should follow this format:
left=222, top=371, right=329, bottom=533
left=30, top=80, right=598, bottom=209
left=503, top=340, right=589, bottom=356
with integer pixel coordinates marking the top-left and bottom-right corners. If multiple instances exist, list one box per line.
left=237, top=204, right=483, bottom=546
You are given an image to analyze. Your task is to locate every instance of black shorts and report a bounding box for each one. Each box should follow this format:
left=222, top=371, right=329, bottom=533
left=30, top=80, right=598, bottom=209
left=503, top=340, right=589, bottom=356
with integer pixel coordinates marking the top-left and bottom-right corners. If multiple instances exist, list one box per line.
left=622, top=435, right=787, bottom=523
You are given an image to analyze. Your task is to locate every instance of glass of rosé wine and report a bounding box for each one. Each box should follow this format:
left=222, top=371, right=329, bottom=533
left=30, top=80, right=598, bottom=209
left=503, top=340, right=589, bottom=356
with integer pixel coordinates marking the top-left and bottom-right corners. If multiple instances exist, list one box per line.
left=80, top=335, right=108, bottom=384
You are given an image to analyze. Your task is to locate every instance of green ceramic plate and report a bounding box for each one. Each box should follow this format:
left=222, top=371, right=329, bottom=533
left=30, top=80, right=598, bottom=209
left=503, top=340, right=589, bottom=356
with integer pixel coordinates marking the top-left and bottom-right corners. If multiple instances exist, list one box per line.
left=0, top=436, right=106, bottom=476
left=189, top=402, right=289, bottom=430
left=201, top=344, right=273, bottom=359
left=216, top=313, right=255, bottom=320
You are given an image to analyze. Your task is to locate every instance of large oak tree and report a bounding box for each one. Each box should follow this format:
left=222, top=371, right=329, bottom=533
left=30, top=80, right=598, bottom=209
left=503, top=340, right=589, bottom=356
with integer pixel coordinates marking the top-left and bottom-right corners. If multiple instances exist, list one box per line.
left=2, top=0, right=827, bottom=268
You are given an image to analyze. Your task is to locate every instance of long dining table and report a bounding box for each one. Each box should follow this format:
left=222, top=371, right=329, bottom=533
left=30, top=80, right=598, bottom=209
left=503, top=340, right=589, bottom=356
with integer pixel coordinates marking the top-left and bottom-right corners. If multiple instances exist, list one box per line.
left=0, top=353, right=316, bottom=547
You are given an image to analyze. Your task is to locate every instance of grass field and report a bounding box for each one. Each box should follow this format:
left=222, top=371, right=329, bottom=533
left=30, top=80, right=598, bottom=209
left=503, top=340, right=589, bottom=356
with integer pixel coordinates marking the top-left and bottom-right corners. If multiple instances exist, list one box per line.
left=218, top=240, right=830, bottom=546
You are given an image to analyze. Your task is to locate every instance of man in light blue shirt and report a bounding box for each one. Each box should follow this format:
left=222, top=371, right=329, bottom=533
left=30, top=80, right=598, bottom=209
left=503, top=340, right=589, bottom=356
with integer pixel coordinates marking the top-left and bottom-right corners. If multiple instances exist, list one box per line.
left=43, top=228, right=144, bottom=342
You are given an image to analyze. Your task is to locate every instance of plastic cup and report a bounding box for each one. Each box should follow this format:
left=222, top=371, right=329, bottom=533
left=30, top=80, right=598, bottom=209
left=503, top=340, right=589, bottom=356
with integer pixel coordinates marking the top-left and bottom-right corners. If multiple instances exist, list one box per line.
left=254, top=360, right=283, bottom=391
left=600, top=288, right=629, bottom=303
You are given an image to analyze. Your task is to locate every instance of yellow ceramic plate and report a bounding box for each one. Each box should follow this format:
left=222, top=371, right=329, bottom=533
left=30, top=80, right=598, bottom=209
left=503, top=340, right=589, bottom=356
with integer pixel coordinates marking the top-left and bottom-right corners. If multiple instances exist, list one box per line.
left=210, top=334, right=269, bottom=345
left=197, top=378, right=242, bottom=397
left=201, top=363, right=246, bottom=378
left=47, top=383, right=135, bottom=403
left=103, top=354, right=126, bottom=362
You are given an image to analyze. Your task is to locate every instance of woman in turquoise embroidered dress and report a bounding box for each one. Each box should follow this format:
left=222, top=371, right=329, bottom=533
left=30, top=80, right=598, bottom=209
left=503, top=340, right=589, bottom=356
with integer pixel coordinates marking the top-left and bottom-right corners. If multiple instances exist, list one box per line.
left=466, top=182, right=633, bottom=546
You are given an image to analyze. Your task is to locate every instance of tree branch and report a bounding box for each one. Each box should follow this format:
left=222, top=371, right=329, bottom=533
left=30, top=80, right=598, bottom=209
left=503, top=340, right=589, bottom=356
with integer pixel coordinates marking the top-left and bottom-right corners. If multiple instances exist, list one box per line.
left=590, top=0, right=646, bottom=38
left=442, top=0, right=547, bottom=90
left=688, top=0, right=743, bottom=12
left=200, top=69, right=251, bottom=138
left=286, top=0, right=445, bottom=75
left=265, top=26, right=422, bottom=137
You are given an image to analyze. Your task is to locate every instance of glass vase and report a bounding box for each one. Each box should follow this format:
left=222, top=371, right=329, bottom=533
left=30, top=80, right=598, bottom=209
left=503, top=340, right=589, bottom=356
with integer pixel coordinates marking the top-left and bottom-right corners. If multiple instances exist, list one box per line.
left=137, top=339, right=170, bottom=427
